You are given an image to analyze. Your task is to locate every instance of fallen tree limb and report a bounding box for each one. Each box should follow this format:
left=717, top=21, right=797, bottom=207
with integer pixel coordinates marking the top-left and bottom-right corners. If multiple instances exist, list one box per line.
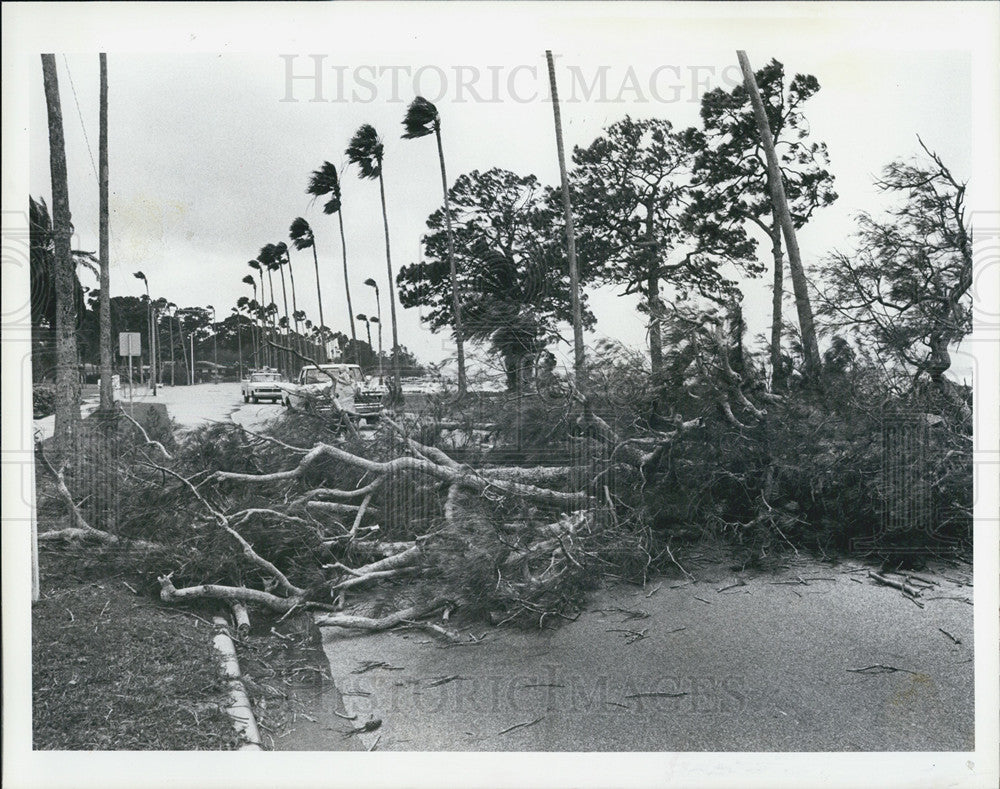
left=159, top=574, right=301, bottom=612
left=213, top=442, right=591, bottom=507
left=146, top=459, right=306, bottom=598
left=34, top=440, right=119, bottom=544
left=329, top=567, right=418, bottom=592
left=868, top=571, right=922, bottom=598
left=315, top=600, right=446, bottom=631
left=117, top=405, right=173, bottom=459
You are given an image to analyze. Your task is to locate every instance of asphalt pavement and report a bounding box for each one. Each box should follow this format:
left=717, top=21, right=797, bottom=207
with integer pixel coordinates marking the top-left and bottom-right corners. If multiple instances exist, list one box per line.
left=315, top=557, right=974, bottom=752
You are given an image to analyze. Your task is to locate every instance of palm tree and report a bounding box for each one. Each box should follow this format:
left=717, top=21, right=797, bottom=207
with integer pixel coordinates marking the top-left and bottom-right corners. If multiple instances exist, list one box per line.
left=306, top=163, right=358, bottom=361
left=240, top=275, right=260, bottom=367
left=259, top=245, right=290, bottom=373
left=346, top=124, right=402, bottom=399
left=247, top=259, right=270, bottom=367
left=41, top=55, right=81, bottom=457
left=262, top=244, right=291, bottom=372
left=402, top=96, right=467, bottom=396
left=275, top=241, right=303, bottom=362
left=289, top=217, right=327, bottom=362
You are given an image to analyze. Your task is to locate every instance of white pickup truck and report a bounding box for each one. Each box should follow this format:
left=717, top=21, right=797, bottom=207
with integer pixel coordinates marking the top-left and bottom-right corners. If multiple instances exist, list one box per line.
left=280, top=364, right=387, bottom=421
left=241, top=369, right=286, bottom=404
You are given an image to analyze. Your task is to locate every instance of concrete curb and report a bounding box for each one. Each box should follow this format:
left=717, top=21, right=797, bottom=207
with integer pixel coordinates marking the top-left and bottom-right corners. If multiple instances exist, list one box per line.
left=212, top=615, right=262, bottom=751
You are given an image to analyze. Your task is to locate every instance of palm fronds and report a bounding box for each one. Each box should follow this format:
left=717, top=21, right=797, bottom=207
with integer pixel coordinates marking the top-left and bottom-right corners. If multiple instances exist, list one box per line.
left=307, top=162, right=342, bottom=214
left=289, top=217, right=314, bottom=250
left=345, top=124, right=384, bottom=180
left=401, top=96, right=438, bottom=140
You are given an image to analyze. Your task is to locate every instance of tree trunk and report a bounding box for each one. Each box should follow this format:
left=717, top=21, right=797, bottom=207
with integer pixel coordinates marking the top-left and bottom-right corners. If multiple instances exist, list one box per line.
left=277, top=265, right=292, bottom=375
left=337, top=211, right=362, bottom=364
left=647, top=272, right=663, bottom=376
left=377, top=172, right=403, bottom=400
left=434, top=126, right=467, bottom=396
left=767, top=213, right=785, bottom=389
left=546, top=50, right=586, bottom=379
left=285, top=250, right=303, bottom=365
left=309, top=242, right=326, bottom=363
left=41, top=54, right=81, bottom=459
left=98, top=53, right=113, bottom=410
left=738, top=50, right=822, bottom=381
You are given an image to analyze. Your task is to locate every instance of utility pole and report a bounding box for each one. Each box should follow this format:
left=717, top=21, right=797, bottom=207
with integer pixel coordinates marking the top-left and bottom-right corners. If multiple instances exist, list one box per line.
left=737, top=50, right=822, bottom=380
left=98, top=53, right=113, bottom=411
left=546, top=49, right=585, bottom=380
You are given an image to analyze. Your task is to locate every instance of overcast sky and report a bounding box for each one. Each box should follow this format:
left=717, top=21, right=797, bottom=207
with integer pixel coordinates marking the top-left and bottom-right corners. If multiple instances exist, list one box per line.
left=16, top=3, right=996, bottom=381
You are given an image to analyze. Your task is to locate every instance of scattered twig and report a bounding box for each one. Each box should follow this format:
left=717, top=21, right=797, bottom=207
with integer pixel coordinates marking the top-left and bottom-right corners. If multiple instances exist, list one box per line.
left=938, top=628, right=961, bottom=645
left=497, top=716, right=544, bottom=736
left=692, top=595, right=711, bottom=605
left=847, top=664, right=918, bottom=675
left=624, top=691, right=688, bottom=699
left=427, top=675, right=463, bottom=687
left=664, top=544, right=695, bottom=581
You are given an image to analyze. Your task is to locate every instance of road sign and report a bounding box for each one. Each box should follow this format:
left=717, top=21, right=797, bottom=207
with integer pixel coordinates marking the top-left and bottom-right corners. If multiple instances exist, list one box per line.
left=119, top=332, right=141, bottom=356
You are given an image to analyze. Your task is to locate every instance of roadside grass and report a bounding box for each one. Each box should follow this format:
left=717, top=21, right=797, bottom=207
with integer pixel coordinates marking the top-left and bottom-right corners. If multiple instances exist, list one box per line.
left=32, top=546, right=238, bottom=750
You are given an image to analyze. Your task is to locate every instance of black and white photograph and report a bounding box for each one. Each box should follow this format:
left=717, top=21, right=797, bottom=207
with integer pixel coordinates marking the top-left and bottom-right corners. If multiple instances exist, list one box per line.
left=3, top=2, right=998, bottom=788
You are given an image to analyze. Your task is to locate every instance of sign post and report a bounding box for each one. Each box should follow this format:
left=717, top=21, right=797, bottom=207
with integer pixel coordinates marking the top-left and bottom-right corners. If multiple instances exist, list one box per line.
left=119, top=332, right=141, bottom=405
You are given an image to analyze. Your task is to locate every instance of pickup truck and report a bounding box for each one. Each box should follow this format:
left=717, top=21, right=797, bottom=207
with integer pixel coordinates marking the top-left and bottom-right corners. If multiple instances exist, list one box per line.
left=241, top=369, right=286, bottom=404
left=280, top=364, right=387, bottom=421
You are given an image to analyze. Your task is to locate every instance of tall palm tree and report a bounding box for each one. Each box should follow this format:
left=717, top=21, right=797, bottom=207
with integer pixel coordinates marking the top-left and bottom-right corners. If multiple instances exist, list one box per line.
left=306, top=163, right=358, bottom=361
left=41, top=54, right=81, bottom=456
left=237, top=295, right=256, bottom=369
left=248, top=259, right=270, bottom=367
left=241, top=274, right=259, bottom=366
left=402, top=96, right=466, bottom=396
left=346, top=125, right=401, bottom=398
left=289, top=216, right=326, bottom=362
left=261, top=244, right=292, bottom=374
left=275, top=241, right=303, bottom=360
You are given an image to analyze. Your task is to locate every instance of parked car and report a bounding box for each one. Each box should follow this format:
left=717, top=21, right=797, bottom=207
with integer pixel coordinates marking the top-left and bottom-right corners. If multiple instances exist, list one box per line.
left=280, top=363, right=387, bottom=421
left=241, top=368, right=286, bottom=404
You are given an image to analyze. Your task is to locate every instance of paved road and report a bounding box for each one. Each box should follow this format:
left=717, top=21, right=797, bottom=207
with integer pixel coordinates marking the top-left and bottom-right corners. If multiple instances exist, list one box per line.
left=316, top=557, right=974, bottom=751
left=33, top=383, right=283, bottom=437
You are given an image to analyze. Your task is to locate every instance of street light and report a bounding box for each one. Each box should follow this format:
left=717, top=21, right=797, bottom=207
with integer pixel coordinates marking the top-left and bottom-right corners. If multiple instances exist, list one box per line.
left=356, top=314, right=373, bottom=372
left=232, top=306, right=243, bottom=380
left=369, top=316, right=383, bottom=383
left=133, top=271, right=157, bottom=396
left=207, top=304, right=218, bottom=383
left=166, top=301, right=177, bottom=386
left=364, top=278, right=383, bottom=383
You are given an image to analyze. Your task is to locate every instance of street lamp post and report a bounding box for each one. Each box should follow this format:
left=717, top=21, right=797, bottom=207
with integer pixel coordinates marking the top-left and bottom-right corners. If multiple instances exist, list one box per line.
left=207, top=305, right=218, bottom=383
left=167, top=302, right=177, bottom=386
left=233, top=307, right=243, bottom=379
left=364, top=278, right=383, bottom=383
left=133, top=271, right=157, bottom=396
left=356, top=314, right=373, bottom=372
left=369, top=316, right=383, bottom=383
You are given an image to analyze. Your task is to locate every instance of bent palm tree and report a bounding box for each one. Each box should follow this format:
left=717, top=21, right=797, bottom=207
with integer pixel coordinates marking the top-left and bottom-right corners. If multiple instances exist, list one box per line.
left=402, top=96, right=467, bottom=396
left=290, top=217, right=327, bottom=362
left=261, top=244, right=292, bottom=373
left=307, top=163, right=358, bottom=362
left=241, top=274, right=259, bottom=365
left=276, top=242, right=303, bottom=361
left=346, top=124, right=401, bottom=399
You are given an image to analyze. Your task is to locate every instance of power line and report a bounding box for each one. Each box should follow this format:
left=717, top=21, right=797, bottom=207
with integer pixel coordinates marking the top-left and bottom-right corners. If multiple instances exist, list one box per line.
left=61, top=54, right=99, bottom=182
